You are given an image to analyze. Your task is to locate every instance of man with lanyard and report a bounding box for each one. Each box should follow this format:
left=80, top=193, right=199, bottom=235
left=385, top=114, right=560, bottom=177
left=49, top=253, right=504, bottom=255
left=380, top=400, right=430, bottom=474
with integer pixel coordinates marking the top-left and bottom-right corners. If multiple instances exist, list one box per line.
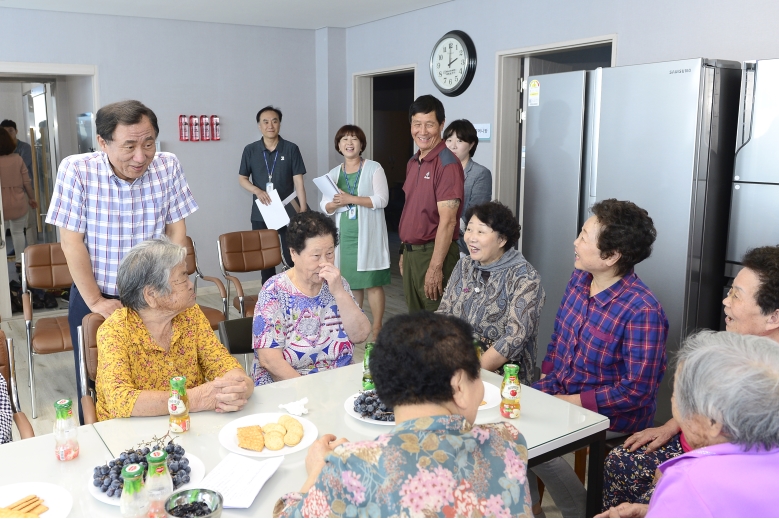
left=238, top=105, right=307, bottom=283
left=1, top=119, right=36, bottom=248
left=398, top=95, right=464, bottom=312
left=46, top=100, right=198, bottom=423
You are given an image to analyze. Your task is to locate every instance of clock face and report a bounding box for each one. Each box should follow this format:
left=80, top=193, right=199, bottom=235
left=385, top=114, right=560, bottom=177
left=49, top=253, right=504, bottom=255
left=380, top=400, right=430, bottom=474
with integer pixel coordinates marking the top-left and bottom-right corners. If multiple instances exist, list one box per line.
left=430, top=31, right=476, bottom=96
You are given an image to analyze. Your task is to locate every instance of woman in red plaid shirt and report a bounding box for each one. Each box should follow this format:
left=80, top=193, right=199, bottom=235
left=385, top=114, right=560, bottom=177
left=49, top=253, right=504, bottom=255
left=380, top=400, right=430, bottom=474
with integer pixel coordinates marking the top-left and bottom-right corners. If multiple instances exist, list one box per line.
left=528, top=199, right=669, bottom=517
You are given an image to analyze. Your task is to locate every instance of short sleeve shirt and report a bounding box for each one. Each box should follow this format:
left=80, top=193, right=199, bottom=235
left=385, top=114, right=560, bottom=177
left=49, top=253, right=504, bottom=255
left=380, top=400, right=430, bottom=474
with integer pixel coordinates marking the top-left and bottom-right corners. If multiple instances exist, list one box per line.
left=45, top=151, right=199, bottom=295
left=398, top=140, right=464, bottom=244
left=238, top=136, right=306, bottom=222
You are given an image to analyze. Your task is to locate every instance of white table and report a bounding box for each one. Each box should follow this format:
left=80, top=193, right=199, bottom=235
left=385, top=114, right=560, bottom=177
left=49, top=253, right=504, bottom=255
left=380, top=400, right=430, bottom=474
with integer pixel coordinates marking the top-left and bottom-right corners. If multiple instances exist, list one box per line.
left=91, top=364, right=609, bottom=517
left=0, top=424, right=120, bottom=517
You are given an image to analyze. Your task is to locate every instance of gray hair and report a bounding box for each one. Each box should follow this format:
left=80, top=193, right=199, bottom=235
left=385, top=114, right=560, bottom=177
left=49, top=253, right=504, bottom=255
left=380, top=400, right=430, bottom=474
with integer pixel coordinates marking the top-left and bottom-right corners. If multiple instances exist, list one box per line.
left=675, top=330, right=779, bottom=450
left=117, top=237, right=187, bottom=311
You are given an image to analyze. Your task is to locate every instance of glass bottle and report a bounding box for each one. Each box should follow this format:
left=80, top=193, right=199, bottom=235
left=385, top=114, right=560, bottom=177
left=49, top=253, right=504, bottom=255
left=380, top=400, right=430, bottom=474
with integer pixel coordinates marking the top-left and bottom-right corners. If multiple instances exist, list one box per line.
left=168, top=376, right=190, bottom=433
left=362, top=342, right=375, bottom=390
left=120, top=463, right=149, bottom=518
left=500, top=364, right=521, bottom=419
left=145, top=449, right=174, bottom=517
left=53, top=399, right=79, bottom=461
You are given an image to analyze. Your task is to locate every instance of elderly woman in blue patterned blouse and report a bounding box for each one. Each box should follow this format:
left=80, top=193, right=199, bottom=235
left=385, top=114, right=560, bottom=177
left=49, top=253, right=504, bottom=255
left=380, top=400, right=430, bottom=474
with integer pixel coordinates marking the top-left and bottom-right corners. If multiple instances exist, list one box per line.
left=274, top=312, right=531, bottom=518
left=437, top=201, right=545, bottom=383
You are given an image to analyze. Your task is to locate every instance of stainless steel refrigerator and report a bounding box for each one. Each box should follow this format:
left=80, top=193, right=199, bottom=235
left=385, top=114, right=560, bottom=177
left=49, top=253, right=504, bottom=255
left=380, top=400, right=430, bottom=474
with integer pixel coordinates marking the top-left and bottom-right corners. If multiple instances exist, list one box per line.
left=522, top=58, right=742, bottom=423
left=726, top=59, right=779, bottom=277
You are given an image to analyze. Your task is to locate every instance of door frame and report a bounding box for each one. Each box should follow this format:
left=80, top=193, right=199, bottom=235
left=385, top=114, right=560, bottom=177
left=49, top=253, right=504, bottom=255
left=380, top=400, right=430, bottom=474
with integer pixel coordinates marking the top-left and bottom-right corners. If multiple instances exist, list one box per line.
left=352, top=64, right=416, bottom=160
left=0, top=61, right=98, bottom=320
left=492, top=35, right=617, bottom=249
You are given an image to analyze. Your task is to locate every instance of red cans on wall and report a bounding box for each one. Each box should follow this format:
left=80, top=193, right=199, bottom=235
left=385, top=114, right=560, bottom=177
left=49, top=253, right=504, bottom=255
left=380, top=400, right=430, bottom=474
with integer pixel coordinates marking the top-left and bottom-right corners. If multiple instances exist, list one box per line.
left=179, top=115, right=220, bottom=142
left=200, top=115, right=210, bottom=141
left=210, top=115, right=220, bottom=141
left=178, top=115, right=189, bottom=141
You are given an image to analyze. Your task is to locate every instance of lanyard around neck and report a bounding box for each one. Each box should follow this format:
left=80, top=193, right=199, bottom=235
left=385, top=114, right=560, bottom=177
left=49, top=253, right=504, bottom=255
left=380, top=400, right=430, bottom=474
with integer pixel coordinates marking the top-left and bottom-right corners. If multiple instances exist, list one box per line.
left=342, top=159, right=363, bottom=196
left=263, top=149, right=279, bottom=182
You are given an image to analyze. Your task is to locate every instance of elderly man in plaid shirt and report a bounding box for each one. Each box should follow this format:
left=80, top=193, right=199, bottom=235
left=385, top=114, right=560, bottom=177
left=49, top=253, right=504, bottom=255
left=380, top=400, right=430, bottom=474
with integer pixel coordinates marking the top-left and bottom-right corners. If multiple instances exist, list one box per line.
left=528, top=199, right=669, bottom=517
left=46, top=100, right=198, bottom=423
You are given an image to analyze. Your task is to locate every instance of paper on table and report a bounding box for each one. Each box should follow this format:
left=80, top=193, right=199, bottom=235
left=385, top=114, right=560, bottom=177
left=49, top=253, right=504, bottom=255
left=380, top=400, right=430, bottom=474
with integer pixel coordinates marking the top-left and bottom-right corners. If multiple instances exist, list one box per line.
left=199, top=453, right=284, bottom=508
left=255, top=189, right=290, bottom=230
left=313, top=175, right=347, bottom=213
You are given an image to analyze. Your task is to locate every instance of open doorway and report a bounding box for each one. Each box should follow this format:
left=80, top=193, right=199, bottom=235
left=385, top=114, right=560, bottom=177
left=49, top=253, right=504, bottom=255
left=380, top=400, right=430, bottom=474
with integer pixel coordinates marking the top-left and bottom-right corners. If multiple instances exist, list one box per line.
left=493, top=37, right=615, bottom=247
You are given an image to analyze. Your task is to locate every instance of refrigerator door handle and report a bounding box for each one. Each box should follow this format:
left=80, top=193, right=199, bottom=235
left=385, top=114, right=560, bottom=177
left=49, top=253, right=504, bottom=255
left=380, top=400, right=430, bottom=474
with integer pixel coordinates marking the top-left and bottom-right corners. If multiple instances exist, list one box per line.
left=588, top=68, right=603, bottom=199
left=735, top=61, right=756, bottom=155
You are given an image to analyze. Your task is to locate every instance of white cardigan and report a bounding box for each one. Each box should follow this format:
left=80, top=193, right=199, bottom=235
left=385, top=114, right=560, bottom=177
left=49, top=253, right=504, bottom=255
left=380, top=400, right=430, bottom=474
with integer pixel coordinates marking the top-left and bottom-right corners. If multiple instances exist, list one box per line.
left=319, top=159, right=390, bottom=272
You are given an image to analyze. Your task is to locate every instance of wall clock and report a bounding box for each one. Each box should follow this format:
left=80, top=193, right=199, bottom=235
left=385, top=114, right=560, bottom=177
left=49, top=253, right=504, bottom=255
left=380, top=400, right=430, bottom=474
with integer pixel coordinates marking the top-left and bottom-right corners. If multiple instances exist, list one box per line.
left=429, top=30, right=477, bottom=97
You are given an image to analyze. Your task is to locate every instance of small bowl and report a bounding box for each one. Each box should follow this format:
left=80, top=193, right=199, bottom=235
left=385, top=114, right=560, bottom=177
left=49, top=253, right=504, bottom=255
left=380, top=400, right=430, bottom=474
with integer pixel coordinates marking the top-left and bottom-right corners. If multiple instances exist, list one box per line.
left=164, top=488, right=223, bottom=518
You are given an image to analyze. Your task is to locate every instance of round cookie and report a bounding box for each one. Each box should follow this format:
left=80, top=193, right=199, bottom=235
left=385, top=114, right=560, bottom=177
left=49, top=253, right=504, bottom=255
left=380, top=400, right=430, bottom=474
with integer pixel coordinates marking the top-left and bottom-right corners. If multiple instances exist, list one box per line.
left=284, top=429, right=303, bottom=447
left=264, top=431, right=285, bottom=451
left=278, top=415, right=298, bottom=428
left=263, top=423, right=287, bottom=436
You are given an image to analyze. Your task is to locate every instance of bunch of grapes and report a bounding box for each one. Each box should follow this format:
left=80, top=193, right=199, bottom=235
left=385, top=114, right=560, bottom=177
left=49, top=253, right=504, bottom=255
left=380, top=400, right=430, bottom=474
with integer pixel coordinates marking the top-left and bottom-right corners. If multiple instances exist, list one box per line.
left=91, top=441, right=191, bottom=498
left=353, top=390, right=394, bottom=422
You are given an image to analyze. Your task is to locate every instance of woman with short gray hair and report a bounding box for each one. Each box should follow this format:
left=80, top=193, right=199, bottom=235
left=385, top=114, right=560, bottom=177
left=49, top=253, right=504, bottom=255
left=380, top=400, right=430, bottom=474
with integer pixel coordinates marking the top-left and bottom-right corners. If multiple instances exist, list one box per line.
left=95, top=238, right=253, bottom=422
left=599, top=331, right=779, bottom=518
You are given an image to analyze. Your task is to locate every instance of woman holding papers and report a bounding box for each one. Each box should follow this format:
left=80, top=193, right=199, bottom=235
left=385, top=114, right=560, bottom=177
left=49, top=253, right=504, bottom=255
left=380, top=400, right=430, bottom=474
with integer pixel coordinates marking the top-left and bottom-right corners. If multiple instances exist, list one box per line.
left=320, top=125, right=391, bottom=339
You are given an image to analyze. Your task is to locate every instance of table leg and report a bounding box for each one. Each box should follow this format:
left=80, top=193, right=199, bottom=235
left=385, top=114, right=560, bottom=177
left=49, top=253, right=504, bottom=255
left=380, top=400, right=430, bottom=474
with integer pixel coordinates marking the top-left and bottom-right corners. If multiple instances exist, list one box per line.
left=585, top=430, right=607, bottom=517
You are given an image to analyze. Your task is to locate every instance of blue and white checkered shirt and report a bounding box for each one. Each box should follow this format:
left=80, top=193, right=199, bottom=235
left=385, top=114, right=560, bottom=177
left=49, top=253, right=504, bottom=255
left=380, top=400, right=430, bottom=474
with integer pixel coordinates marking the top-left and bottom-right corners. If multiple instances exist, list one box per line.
left=46, top=151, right=198, bottom=295
left=0, top=375, right=12, bottom=444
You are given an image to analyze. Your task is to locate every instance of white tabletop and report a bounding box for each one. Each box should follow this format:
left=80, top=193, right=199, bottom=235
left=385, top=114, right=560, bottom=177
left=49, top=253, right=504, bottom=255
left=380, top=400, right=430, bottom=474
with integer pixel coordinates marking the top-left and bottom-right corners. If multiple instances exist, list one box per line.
left=0, top=424, right=120, bottom=517
left=89, top=364, right=608, bottom=517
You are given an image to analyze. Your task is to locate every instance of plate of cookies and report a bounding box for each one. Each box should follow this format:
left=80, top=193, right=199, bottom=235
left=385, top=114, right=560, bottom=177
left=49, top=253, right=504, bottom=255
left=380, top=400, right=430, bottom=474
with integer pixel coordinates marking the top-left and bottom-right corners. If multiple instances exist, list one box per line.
left=0, top=483, right=72, bottom=518
left=479, top=381, right=501, bottom=411
left=218, top=413, right=318, bottom=457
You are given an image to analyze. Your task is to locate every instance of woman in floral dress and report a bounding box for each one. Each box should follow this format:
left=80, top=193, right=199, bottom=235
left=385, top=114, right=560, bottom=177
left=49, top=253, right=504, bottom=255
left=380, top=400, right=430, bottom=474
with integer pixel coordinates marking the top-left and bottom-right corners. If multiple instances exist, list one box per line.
left=252, top=211, right=371, bottom=386
left=274, top=312, right=532, bottom=518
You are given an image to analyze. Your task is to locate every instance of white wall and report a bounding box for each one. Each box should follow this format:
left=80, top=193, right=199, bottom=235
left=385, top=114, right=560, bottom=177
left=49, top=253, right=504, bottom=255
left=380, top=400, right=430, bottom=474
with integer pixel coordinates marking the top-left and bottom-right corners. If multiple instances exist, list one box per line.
left=0, top=82, right=26, bottom=143
left=55, top=75, right=95, bottom=158
left=0, top=7, right=318, bottom=280
left=344, top=0, right=779, bottom=181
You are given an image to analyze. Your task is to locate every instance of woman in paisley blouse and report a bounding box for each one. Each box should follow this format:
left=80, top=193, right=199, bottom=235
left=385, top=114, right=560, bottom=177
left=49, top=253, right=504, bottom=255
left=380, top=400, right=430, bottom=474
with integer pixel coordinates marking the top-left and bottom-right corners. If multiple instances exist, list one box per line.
left=274, top=312, right=532, bottom=518
left=438, top=201, right=545, bottom=384
left=95, top=238, right=253, bottom=421
left=252, top=211, right=371, bottom=386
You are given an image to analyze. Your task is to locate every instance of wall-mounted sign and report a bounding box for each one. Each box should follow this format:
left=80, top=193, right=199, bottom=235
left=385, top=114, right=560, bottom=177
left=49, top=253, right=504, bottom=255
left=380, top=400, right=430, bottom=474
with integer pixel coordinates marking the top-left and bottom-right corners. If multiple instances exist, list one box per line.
left=474, top=123, right=491, bottom=140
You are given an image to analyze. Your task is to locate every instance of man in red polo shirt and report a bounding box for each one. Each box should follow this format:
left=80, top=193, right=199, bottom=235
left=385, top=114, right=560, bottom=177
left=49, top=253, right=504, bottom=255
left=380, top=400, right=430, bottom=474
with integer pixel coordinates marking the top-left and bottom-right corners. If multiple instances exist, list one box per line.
left=398, top=95, right=464, bottom=312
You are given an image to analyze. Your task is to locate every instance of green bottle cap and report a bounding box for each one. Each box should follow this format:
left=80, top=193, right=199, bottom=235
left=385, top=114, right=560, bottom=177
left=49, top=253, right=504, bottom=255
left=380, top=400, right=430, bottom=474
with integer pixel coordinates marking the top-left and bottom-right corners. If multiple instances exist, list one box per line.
left=504, top=364, right=520, bottom=376
left=146, top=449, right=167, bottom=463
left=54, top=399, right=73, bottom=420
left=170, top=376, right=187, bottom=393
left=122, top=463, right=144, bottom=478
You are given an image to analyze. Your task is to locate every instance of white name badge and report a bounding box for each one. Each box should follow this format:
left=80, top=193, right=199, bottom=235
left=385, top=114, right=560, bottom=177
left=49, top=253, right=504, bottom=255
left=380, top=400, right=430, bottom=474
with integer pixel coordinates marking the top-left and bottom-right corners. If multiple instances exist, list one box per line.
left=266, top=182, right=274, bottom=192
left=348, top=206, right=357, bottom=219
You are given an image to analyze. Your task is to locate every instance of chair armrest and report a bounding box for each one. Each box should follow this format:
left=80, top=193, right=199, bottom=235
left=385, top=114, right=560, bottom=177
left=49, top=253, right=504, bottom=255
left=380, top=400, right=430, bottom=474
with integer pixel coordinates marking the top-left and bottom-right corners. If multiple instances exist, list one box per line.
left=224, top=275, right=244, bottom=297
left=200, top=275, right=227, bottom=299
left=22, top=291, right=32, bottom=321
left=81, top=395, right=97, bottom=425
left=13, top=412, right=35, bottom=439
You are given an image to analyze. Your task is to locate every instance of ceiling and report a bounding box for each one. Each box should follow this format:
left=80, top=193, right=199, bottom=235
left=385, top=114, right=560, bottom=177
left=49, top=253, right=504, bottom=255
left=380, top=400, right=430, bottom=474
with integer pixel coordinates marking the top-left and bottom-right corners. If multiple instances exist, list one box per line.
left=0, top=0, right=453, bottom=30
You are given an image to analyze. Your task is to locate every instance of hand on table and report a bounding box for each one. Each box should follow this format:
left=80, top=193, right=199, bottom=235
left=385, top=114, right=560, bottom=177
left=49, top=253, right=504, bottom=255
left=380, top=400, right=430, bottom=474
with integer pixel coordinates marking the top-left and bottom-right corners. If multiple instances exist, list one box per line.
left=304, top=434, right=348, bottom=484
left=424, top=265, right=443, bottom=300
left=213, top=373, right=252, bottom=413
left=256, top=189, right=272, bottom=205
left=623, top=420, right=680, bottom=453
left=89, top=297, right=123, bottom=319
left=595, top=503, right=649, bottom=518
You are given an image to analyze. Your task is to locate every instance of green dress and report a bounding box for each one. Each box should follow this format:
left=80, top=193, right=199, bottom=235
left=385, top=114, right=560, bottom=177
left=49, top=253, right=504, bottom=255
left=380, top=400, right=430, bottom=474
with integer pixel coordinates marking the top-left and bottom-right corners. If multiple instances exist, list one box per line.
left=337, top=168, right=391, bottom=290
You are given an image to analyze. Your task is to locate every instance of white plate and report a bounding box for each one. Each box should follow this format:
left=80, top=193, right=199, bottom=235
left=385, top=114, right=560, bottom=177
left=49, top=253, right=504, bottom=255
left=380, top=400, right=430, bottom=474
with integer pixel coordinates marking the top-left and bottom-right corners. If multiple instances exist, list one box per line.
left=87, top=453, right=205, bottom=506
left=480, top=381, right=501, bottom=411
left=218, top=413, right=318, bottom=457
left=0, top=482, right=72, bottom=518
left=344, top=393, right=395, bottom=426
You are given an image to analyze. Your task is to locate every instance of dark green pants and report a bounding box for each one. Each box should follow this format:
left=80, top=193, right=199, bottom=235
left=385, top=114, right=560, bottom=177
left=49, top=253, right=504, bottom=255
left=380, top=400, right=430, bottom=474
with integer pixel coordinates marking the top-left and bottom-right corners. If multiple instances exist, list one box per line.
left=402, top=241, right=459, bottom=313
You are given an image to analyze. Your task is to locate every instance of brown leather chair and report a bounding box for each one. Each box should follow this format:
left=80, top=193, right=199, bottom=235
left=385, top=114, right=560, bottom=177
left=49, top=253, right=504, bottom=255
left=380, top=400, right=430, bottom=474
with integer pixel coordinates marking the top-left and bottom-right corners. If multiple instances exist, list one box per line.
left=0, top=332, right=34, bottom=439
left=77, top=313, right=104, bottom=425
left=185, top=236, right=228, bottom=329
left=21, top=243, right=74, bottom=419
left=217, top=230, right=282, bottom=318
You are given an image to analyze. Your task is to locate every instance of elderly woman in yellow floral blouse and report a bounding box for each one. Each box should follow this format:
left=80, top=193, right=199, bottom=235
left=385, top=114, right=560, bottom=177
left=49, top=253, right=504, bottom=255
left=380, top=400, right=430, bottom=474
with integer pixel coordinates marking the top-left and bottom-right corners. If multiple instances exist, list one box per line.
left=95, top=238, right=253, bottom=421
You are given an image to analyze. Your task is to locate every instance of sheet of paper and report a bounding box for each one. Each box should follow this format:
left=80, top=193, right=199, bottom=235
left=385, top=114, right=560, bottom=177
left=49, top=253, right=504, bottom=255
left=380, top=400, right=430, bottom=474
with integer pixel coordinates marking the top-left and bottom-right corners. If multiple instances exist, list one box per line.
left=313, top=175, right=347, bottom=213
left=199, top=453, right=284, bottom=508
left=255, top=189, right=290, bottom=230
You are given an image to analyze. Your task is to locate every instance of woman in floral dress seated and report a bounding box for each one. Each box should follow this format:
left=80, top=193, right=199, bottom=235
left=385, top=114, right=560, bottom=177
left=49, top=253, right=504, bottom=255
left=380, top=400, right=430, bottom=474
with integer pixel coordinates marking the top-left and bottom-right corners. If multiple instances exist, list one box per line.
left=274, top=312, right=532, bottom=518
left=252, top=211, right=371, bottom=386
